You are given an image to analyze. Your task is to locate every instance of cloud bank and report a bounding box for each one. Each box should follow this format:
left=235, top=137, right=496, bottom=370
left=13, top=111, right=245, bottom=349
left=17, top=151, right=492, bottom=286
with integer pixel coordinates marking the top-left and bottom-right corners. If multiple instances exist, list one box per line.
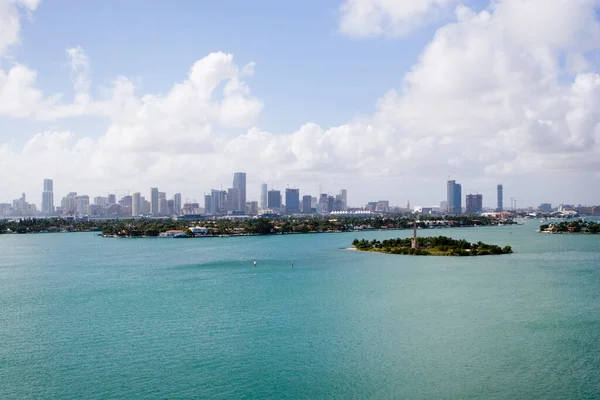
left=1, top=0, right=600, bottom=206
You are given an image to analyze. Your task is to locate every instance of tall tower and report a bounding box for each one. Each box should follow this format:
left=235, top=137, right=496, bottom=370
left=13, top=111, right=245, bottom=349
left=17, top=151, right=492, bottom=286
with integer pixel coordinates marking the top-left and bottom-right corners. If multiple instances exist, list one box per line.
left=233, top=172, right=246, bottom=213
left=173, top=193, right=182, bottom=215
left=132, top=192, right=141, bottom=216
left=340, top=189, right=348, bottom=210
left=447, top=180, right=462, bottom=214
left=150, top=188, right=159, bottom=216
left=41, top=178, right=54, bottom=215
left=260, top=183, right=268, bottom=209
left=497, top=184, right=503, bottom=212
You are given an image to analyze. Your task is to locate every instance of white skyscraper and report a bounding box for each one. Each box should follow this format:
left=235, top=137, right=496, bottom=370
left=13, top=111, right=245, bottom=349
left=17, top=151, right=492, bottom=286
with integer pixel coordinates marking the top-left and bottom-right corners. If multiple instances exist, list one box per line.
left=233, top=172, right=246, bottom=212
left=41, top=178, right=54, bottom=215
left=340, top=189, right=347, bottom=210
left=260, top=183, right=268, bottom=209
left=132, top=192, right=141, bottom=216
left=150, top=188, right=159, bottom=216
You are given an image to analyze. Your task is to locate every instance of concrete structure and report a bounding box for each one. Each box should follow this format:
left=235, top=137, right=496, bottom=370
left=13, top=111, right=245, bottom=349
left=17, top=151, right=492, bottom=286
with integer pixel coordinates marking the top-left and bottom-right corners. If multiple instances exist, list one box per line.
left=41, top=179, right=54, bottom=215
left=173, top=193, right=182, bottom=215
left=465, top=194, right=483, bottom=214
left=267, top=190, right=281, bottom=209
left=496, top=184, right=503, bottom=211
left=340, top=189, right=348, bottom=210
left=285, top=188, right=300, bottom=214
left=539, top=203, right=552, bottom=212
left=76, top=195, right=89, bottom=216
left=447, top=180, right=462, bottom=214
left=260, top=183, right=268, bottom=209
left=132, top=192, right=141, bottom=216
left=302, top=195, right=312, bottom=213
left=158, top=192, right=167, bottom=216
left=150, top=188, right=159, bottom=216
left=232, top=172, right=246, bottom=213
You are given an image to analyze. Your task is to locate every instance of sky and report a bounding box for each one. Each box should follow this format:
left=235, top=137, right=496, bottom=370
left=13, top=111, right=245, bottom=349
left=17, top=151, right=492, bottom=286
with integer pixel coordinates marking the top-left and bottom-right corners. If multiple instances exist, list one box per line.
left=1, top=0, right=600, bottom=208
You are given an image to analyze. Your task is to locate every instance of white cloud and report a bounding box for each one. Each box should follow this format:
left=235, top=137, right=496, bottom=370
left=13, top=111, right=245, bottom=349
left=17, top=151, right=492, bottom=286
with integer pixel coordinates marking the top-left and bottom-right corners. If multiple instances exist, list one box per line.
left=0, top=0, right=39, bottom=58
left=2, top=0, right=600, bottom=206
left=338, top=0, right=459, bottom=37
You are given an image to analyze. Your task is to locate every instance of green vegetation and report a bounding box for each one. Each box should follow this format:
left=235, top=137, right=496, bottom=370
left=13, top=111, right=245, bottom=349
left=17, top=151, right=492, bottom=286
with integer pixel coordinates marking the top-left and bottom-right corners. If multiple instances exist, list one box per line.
left=352, top=236, right=513, bottom=256
left=539, top=220, right=600, bottom=234
left=0, top=214, right=513, bottom=237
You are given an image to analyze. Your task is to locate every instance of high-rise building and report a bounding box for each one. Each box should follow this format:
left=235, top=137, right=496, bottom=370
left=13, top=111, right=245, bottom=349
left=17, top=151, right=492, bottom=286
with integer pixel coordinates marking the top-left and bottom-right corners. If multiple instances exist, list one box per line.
left=158, top=192, right=167, bottom=216
left=302, top=195, right=312, bottom=213
left=150, top=188, right=159, bottom=216
left=227, top=188, right=240, bottom=213
left=260, top=183, right=268, bottom=209
left=132, top=192, right=141, bottom=216
left=173, top=193, right=182, bottom=215
left=318, top=194, right=328, bottom=213
left=232, top=172, right=246, bottom=213
left=76, top=195, right=89, bottom=215
left=340, top=189, right=347, bottom=210
left=108, top=194, right=116, bottom=204
left=446, top=180, right=462, bottom=214
left=466, top=194, right=483, bottom=214
left=267, top=190, right=281, bottom=209
left=41, top=178, right=54, bottom=215
left=496, top=184, right=503, bottom=212
left=285, top=188, right=300, bottom=214
left=204, top=194, right=212, bottom=214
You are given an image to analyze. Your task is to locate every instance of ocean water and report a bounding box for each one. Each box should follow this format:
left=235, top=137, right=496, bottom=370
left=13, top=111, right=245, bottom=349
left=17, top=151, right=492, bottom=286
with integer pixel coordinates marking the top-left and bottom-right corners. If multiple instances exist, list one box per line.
left=1, top=223, right=599, bottom=399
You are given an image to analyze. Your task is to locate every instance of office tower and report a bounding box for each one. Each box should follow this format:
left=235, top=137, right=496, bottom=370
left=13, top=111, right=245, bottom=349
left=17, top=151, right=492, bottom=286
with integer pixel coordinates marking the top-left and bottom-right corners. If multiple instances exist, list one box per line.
left=204, top=194, right=212, bottom=214
left=466, top=194, right=483, bottom=214
left=141, top=197, right=150, bottom=214
left=108, top=193, right=116, bottom=204
left=327, top=196, right=335, bottom=212
left=227, top=188, right=240, bottom=213
left=150, top=188, right=159, bottom=216
left=446, top=180, right=462, bottom=214
left=232, top=172, right=246, bottom=212
left=497, top=184, right=503, bottom=212
left=76, top=195, right=89, bottom=215
left=167, top=199, right=175, bottom=215
left=158, top=192, right=167, bottom=216
left=267, top=190, right=281, bottom=209
left=119, top=195, right=132, bottom=207
left=260, top=183, right=268, bottom=209
left=61, top=192, right=78, bottom=214
left=285, top=188, right=300, bottom=214
left=318, top=194, right=328, bottom=213
left=132, top=192, right=141, bottom=216
left=173, top=193, right=182, bottom=215
left=340, top=189, right=347, bottom=210
left=302, top=195, right=312, bottom=213
left=41, top=179, right=54, bottom=215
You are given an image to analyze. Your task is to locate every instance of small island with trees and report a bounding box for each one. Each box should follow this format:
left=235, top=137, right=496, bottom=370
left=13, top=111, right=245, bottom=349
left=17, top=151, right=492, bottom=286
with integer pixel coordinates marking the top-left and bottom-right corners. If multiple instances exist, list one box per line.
left=539, top=220, right=600, bottom=234
left=352, top=236, right=513, bottom=256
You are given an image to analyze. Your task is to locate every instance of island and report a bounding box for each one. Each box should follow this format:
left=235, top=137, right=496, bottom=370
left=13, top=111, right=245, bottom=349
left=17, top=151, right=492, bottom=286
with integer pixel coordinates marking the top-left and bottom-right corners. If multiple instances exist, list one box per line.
left=352, top=236, right=513, bottom=256
left=539, top=220, right=600, bottom=234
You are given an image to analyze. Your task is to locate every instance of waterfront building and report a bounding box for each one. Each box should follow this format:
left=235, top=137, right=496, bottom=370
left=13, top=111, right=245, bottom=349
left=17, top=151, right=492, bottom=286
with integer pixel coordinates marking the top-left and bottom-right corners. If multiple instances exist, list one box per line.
left=75, top=195, right=89, bottom=216
left=302, top=195, right=312, bottom=213
left=204, top=194, right=212, bottom=214
left=340, top=189, right=348, bottom=210
left=267, top=190, right=281, bottom=209
left=41, top=179, right=54, bottom=215
left=233, top=173, right=247, bottom=213
left=150, top=188, right=159, bottom=216
left=173, top=193, right=182, bottom=215
left=285, top=188, right=300, bottom=214
left=227, top=188, right=240, bottom=213
left=539, top=203, right=552, bottom=212
left=466, top=194, right=483, bottom=214
left=132, top=192, right=141, bottom=216
left=158, top=192, right=167, bottom=216
left=260, top=183, right=268, bottom=209
left=447, top=180, right=462, bottom=214
left=497, top=184, right=503, bottom=211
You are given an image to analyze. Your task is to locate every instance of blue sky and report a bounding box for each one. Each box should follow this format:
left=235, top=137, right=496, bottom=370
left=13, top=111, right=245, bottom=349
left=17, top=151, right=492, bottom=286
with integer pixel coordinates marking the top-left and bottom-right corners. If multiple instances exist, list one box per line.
left=1, top=0, right=599, bottom=207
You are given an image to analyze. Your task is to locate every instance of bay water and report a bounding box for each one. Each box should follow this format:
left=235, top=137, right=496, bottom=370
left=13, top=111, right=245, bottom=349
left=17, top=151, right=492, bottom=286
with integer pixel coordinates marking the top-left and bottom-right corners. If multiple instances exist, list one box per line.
left=1, top=223, right=599, bottom=399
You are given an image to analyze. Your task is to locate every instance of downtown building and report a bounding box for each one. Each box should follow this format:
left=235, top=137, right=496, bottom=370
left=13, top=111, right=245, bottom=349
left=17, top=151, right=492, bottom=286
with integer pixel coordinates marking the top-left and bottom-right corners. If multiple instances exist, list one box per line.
left=446, top=180, right=462, bottom=214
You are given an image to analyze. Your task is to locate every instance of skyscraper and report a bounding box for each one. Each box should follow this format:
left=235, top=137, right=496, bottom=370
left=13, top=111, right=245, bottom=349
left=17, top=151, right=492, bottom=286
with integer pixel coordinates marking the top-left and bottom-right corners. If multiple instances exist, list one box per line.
left=232, top=172, right=246, bottom=213
left=158, top=192, right=167, bottom=216
left=267, top=190, right=281, bottom=209
left=173, top=193, right=182, bottom=215
left=302, top=195, right=312, bottom=213
left=497, top=184, right=503, bottom=212
left=41, top=179, right=54, bottom=215
left=132, top=192, right=141, bottom=216
left=260, top=183, right=268, bottom=208
left=285, top=188, right=300, bottom=214
left=447, top=180, right=462, bottom=214
left=340, top=189, right=347, bottom=210
left=150, top=188, right=159, bottom=216
left=466, top=194, right=483, bottom=214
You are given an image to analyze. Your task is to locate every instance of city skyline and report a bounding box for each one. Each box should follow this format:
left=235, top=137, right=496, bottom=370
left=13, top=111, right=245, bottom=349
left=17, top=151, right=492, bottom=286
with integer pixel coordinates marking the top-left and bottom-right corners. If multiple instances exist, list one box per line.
left=1, top=1, right=600, bottom=207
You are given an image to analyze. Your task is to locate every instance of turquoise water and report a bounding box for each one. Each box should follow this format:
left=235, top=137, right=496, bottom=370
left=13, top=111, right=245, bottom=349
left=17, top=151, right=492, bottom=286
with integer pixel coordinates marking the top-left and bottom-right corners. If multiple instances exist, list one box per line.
left=1, top=224, right=600, bottom=399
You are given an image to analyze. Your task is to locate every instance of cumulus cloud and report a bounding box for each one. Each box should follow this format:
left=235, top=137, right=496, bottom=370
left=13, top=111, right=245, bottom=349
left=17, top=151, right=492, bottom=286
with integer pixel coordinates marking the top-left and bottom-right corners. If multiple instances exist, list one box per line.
left=2, top=0, right=600, bottom=206
left=338, top=0, right=459, bottom=37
